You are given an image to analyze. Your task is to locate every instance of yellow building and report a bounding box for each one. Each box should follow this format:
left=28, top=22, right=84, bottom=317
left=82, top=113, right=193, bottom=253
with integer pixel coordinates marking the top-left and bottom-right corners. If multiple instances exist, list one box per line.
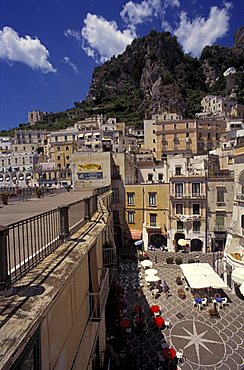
left=125, top=183, right=170, bottom=251
left=144, top=117, right=225, bottom=159
left=50, top=142, right=77, bottom=186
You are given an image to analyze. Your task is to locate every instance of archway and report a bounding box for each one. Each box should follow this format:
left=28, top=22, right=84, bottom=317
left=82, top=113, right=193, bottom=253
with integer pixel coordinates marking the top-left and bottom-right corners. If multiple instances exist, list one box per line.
left=149, top=233, right=167, bottom=249
left=174, top=233, right=185, bottom=252
left=191, top=238, right=203, bottom=252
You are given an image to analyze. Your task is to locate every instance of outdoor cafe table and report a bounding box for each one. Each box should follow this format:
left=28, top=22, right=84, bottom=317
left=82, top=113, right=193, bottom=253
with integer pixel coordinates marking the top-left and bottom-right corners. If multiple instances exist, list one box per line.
left=120, top=319, right=130, bottom=328
left=134, top=316, right=144, bottom=326
left=154, top=316, right=165, bottom=328
left=150, top=305, right=160, bottom=314
left=162, top=347, right=177, bottom=360
left=134, top=305, right=143, bottom=313
left=194, top=297, right=202, bottom=304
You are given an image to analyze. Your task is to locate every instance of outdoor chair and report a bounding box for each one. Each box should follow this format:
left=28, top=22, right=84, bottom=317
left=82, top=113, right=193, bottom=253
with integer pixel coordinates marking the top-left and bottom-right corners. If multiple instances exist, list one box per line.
left=198, top=302, right=203, bottom=311
left=164, top=319, right=171, bottom=329
left=201, top=298, right=207, bottom=307
left=222, top=297, right=227, bottom=306
left=158, top=351, right=165, bottom=363
left=176, top=349, right=184, bottom=362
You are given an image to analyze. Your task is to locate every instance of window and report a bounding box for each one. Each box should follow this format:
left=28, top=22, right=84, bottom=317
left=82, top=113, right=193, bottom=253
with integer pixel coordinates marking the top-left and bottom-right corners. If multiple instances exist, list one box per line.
left=113, top=188, right=120, bottom=203
left=241, top=215, right=244, bottom=229
left=192, top=183, right=200, bottom=196
left=128, top=211, right=135, bottom=223
left=216, top=213, right=225, bottom=230
left=158, top=173, right=163, bottom=181
left=193, top=221, right=201, bottom=232
left=148, top=192, right=156, bottom=206
left=66, top=156, right=69, bottom=160
left=176, top=204, right=183, bottom=214
left=175, top=166, right=182, bottom=175
left=57, top=146, right=60, bottom=151
left=192, top=204, right=200, bottom=215
left=177, top=221, right=184, bottom=230
left=57, top=156, right=61, bottom=160
left=217, top=189, right=225, bottom=203
left=127, top=192, right=135, bottom=205
left=150, top=214, right=157, bottom=227
left=175, top=183, right=183, bottom=197
left=153, top=139, right=156, bottom=143
left=66, top=146, right=69, bottom=151
left=148, top=174, right=153, bottom=182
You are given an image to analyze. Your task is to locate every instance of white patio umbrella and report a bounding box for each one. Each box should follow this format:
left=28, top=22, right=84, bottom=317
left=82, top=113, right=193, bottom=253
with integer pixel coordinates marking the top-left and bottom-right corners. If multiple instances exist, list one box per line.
left=240, top=282, right=244, bottom=296
left=145, top=275, right=160, bottom=282
left=141, top=260, right=153, bottom=268
left=178, top=239, right=187, bottom=246
left=145, top=268, right=158, bottom=275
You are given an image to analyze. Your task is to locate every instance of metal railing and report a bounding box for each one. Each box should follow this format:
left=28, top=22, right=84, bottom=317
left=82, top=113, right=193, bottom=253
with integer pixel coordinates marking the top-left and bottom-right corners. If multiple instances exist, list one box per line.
left=103, top=247, right=117, bottom=266
left=68, top=199, right=86, bottom=235
left=88, top=268, right=109, bottom=321
left=0, top=186, right=112, bottom=289
left=7, top=209, right=61, bottom=283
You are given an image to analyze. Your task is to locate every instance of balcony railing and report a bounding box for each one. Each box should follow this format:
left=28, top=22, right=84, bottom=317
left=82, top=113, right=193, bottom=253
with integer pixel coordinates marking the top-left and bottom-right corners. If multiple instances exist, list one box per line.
left=214, top=225, right=226, bottom=231
left=236, top=194, right=244, bottom=201
left=88, top=268, right=109, bottom=321
left=0, top=186, right=112, bottom=289
left=103, top=247, right=117, bottom=266
left=175, top=193, right=183, bottom=198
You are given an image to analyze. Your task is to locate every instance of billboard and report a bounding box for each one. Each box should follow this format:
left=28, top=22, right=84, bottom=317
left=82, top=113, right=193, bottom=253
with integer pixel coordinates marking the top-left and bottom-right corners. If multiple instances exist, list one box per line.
left=77, top=163, right=103, bottom=180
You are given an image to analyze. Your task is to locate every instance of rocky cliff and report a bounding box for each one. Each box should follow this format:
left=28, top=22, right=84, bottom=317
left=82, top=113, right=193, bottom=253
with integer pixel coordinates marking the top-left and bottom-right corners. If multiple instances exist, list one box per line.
left=80, top=28, right=244, bottom=123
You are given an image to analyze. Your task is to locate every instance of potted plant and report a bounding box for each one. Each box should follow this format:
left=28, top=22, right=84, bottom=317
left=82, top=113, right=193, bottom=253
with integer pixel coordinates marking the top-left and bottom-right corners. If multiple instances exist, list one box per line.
left=178, top=288, right=186, bottom=299
left=176, top=276, right=183, bottom=285
left=0, top=191, right=9, bottom=205
left=36, top=188, right=42, bottom=198
left=188, top=258, right=195, bottom=263
left=166, top=256, right=174, bottom=264
left=175, top=256, right=183, bottom=265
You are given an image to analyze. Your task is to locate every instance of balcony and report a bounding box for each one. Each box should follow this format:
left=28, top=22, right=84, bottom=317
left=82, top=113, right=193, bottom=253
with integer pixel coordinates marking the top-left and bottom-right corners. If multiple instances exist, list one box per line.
left=174, top=193, right=183, bottom=198
left=103, top=246, right=117, bottom=266
left=191, top=193, right=205, bottom=198
left=236, top=194, right=244, bottom=201
left=214, top=225, right=226, bottom=231
left=88, top=268, right=109, bottom=321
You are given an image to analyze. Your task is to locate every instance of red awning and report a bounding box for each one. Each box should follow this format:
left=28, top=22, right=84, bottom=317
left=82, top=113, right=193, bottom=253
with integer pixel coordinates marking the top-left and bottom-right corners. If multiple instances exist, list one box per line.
left=130, top=229, right=142, bottom=240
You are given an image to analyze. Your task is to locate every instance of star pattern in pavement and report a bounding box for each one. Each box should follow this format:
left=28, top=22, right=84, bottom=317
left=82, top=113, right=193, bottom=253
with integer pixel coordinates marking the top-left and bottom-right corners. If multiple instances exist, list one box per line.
left=172, top=320, right=222, bottom=363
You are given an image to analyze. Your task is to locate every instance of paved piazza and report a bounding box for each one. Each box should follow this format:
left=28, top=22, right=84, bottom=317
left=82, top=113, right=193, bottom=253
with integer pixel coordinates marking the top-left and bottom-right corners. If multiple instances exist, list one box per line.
left=115, top=250, right=244, bottom=370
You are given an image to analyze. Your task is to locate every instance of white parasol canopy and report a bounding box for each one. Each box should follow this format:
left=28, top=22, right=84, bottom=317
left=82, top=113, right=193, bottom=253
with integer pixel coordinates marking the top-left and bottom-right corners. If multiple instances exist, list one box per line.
left=180, top=263, right=228, bottom=289
left=178, top=239, right=187, bottom=246
left=145, top=275, right=160, bottom=282
left=239, top=282, right=244, bottom=296
left=145, top=268, right=158, bottom=275
left=141, top=260, right=153, bottom=267
left=231, top=268, right=244, bottom=285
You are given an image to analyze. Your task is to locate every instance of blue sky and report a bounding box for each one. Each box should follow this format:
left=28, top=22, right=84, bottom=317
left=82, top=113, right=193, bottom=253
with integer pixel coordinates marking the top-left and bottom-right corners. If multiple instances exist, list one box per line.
left=0, top=0, right=243, bottom=131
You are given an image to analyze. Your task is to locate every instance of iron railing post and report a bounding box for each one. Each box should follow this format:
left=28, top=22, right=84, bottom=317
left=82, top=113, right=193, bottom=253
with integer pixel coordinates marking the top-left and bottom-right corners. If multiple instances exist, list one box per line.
left=0, top=226, right=11, bottom=290
left=84, top=197, right=91, bottom=220
left=58, top=205, right=70, bottom=241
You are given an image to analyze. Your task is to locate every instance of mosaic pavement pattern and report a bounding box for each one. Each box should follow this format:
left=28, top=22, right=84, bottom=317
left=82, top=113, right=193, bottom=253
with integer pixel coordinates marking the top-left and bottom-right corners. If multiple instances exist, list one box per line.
left=115, top=251, right=244, bottom=370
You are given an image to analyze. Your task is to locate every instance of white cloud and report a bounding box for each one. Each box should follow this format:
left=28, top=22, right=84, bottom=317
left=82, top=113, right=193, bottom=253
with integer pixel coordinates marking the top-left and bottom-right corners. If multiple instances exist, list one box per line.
left=120, top=0, right=162, bottom=27
left=174, top=3, right=232, bottom=57
left=63, top=56, right=78, bottom=74
left=81, top=13, right=135, bottom=63
left=0, top=26, right=56, bottom=73
left=64, top=28, right=81, bottom=41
